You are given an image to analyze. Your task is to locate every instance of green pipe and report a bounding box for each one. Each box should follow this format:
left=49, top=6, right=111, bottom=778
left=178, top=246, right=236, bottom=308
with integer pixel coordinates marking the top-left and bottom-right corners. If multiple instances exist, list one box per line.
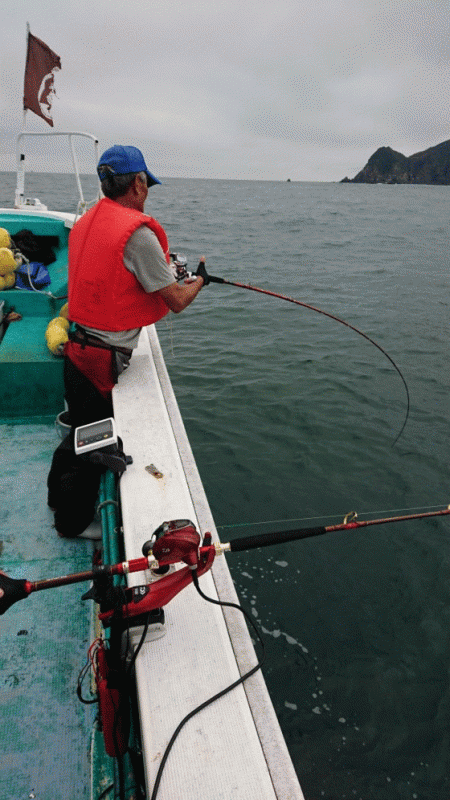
left=98, top=474, right=143, bottom=799
left=98, top=471, right=121, bottom=583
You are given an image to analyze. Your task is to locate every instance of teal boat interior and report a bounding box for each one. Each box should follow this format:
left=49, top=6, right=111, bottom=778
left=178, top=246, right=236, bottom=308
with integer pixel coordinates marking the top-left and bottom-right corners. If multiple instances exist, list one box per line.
left=0, top=419, right=142, bottom=799
left=0, top=212, right=71, bottom=418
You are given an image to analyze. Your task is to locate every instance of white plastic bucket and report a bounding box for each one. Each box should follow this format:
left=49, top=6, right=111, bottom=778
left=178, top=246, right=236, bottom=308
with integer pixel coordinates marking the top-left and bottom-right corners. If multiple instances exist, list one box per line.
left=55, top=410, right=71, bottom=439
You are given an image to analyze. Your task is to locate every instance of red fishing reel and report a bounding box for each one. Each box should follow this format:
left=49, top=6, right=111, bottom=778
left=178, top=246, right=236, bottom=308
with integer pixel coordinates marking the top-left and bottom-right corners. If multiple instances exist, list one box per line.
left=145, top=519, right=201, bottom=568
left=98, top=520, right=215, bottom=626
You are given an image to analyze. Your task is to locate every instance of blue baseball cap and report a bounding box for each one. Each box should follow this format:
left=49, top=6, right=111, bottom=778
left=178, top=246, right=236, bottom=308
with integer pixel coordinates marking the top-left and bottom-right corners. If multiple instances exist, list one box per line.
left=97, top=145, right=161, bottom=187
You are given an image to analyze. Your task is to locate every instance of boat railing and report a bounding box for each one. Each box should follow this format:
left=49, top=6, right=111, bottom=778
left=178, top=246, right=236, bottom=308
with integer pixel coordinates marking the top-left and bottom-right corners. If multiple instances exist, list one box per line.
left=15, top=131, right=101, bottom=215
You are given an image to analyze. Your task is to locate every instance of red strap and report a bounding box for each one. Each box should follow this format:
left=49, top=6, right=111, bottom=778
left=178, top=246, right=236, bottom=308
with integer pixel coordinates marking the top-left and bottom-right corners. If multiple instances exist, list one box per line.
left=65, top=340, right=115, bottom=399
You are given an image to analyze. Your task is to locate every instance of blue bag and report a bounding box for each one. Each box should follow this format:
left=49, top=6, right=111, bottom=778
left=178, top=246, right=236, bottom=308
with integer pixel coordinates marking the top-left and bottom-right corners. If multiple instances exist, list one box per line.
left=15, top=261, right=51, bottom=290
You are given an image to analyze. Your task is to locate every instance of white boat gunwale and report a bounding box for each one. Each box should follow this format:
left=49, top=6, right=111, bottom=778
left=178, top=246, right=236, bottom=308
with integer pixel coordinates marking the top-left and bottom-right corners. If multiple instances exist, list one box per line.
left=113, top=323, right=305, bottom=799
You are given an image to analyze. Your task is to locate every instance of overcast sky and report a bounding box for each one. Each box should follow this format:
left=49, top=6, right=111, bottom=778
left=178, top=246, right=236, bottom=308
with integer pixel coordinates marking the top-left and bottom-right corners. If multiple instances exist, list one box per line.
left=1, top=0, right=449, bottom=181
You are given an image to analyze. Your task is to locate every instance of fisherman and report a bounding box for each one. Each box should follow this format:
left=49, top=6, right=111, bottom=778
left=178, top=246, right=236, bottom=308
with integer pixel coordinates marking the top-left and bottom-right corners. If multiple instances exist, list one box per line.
left=48, top=144, right=211, bottom=536
left=65, top=144, right=210, bottom=428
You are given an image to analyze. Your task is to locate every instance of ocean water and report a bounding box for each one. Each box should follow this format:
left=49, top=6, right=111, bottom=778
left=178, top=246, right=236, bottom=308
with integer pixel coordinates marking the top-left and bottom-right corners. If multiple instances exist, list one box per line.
left=1, top=173, right=450, bottom=800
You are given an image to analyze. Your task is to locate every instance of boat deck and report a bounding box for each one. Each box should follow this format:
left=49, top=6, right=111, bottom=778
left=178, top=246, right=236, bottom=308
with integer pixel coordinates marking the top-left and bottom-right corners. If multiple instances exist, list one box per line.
left=113, top=325, right=304, bottom=800
left=0, top=420, right=97, bottom=800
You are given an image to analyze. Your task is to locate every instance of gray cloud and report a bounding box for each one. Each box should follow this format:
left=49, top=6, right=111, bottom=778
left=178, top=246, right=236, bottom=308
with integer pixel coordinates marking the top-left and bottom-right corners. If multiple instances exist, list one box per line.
left=2, top=0, right=448, bottom=180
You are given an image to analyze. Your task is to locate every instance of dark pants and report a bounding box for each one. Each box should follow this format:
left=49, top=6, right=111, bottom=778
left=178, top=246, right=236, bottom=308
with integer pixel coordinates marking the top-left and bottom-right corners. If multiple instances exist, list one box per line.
left=48, top=351, right=115, bottom=536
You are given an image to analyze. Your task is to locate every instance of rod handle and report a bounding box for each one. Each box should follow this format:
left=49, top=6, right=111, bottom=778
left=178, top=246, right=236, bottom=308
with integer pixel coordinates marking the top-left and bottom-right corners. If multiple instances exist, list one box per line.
left=228, top=526, right=327, bottom=552
left=0, top=574, right=31, bottom=615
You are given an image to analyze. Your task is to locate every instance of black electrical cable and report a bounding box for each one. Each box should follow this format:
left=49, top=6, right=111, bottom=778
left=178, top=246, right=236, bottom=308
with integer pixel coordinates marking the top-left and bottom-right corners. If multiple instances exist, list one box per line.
left=76, top=656, right=98, bottom=704
left=125, top=611, right=151, bottom=679
left=149, top=569, right=266, bottom=800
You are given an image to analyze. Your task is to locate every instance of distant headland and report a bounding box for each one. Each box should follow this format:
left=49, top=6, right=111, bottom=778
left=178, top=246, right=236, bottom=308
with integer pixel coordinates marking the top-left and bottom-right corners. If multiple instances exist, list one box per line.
left=341, top=140, right=450, bottom=185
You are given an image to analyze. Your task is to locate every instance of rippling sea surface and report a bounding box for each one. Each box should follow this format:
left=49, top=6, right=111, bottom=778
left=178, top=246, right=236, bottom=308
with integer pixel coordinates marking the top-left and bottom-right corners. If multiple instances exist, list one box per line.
left=2, top=172, right=449, bottom=799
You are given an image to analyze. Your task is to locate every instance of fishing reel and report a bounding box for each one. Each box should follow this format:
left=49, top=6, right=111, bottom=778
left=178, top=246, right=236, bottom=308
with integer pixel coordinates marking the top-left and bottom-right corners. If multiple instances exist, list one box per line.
left=142, top=518, right=203, bottom=568
left=98, top=520, right=215, bottom=626
left=170, top=253, right=192, bottom=282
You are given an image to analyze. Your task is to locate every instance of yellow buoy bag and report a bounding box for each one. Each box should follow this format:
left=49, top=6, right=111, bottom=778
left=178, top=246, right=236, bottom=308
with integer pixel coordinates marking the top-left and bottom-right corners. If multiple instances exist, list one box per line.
left=0, top=248, right=17, bottom=276
left=0, top=229, right=11, bottom=249
left=45, top=316, right=69, bottom=356
left=3, top=273, right=16, bottom=289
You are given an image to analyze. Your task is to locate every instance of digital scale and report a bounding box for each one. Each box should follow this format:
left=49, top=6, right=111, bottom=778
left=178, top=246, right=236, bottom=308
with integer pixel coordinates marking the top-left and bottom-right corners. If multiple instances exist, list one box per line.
left=74, top=417, right=118, bottom=455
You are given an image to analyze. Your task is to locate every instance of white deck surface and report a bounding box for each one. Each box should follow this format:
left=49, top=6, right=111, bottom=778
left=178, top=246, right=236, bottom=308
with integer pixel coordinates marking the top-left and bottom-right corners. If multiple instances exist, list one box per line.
left=113, top=324, right=304, bottom=800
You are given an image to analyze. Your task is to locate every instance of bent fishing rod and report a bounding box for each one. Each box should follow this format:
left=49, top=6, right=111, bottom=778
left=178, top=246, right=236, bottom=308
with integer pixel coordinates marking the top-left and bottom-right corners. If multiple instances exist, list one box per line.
left=1, top=506, right=448, bottom=615
left=195, top=264, right=410, bottom=446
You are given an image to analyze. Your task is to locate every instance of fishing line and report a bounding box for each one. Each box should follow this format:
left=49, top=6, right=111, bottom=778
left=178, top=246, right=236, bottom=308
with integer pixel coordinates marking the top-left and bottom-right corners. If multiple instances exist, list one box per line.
left=217, top=504, right=448, bottom=530
left=207, top=273, right=410, bottom=446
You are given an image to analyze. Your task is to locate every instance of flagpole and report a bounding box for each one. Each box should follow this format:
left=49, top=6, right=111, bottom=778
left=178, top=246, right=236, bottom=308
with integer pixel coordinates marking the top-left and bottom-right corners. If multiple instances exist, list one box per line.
left=23, top=23, right=30, bottom=130
left=16, top=23, right=30, bottom=206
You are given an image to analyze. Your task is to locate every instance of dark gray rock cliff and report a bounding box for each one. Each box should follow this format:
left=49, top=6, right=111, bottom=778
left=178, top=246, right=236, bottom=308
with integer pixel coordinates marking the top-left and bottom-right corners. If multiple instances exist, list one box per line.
left=341, top=140, right=450, bottom=185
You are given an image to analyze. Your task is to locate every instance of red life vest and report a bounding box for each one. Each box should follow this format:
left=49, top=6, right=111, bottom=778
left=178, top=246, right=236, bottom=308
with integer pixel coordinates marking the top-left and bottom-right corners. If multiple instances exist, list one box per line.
left=68, top=197, right=171, bottom=330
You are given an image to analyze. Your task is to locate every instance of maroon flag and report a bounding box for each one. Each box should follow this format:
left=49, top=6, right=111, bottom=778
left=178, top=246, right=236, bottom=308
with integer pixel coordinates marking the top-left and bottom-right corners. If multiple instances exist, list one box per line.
left=23, top=32, right=61, bottom=127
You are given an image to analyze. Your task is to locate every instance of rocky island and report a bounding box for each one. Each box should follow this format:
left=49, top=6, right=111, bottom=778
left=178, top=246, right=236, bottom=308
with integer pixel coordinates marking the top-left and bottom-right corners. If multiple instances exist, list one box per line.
left=341, top=139, right=450, bottom=184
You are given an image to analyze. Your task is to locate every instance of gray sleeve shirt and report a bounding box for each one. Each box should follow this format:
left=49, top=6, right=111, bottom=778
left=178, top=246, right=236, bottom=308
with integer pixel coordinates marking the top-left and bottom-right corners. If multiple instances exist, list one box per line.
left=123, top=225, right=175, bottom=293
